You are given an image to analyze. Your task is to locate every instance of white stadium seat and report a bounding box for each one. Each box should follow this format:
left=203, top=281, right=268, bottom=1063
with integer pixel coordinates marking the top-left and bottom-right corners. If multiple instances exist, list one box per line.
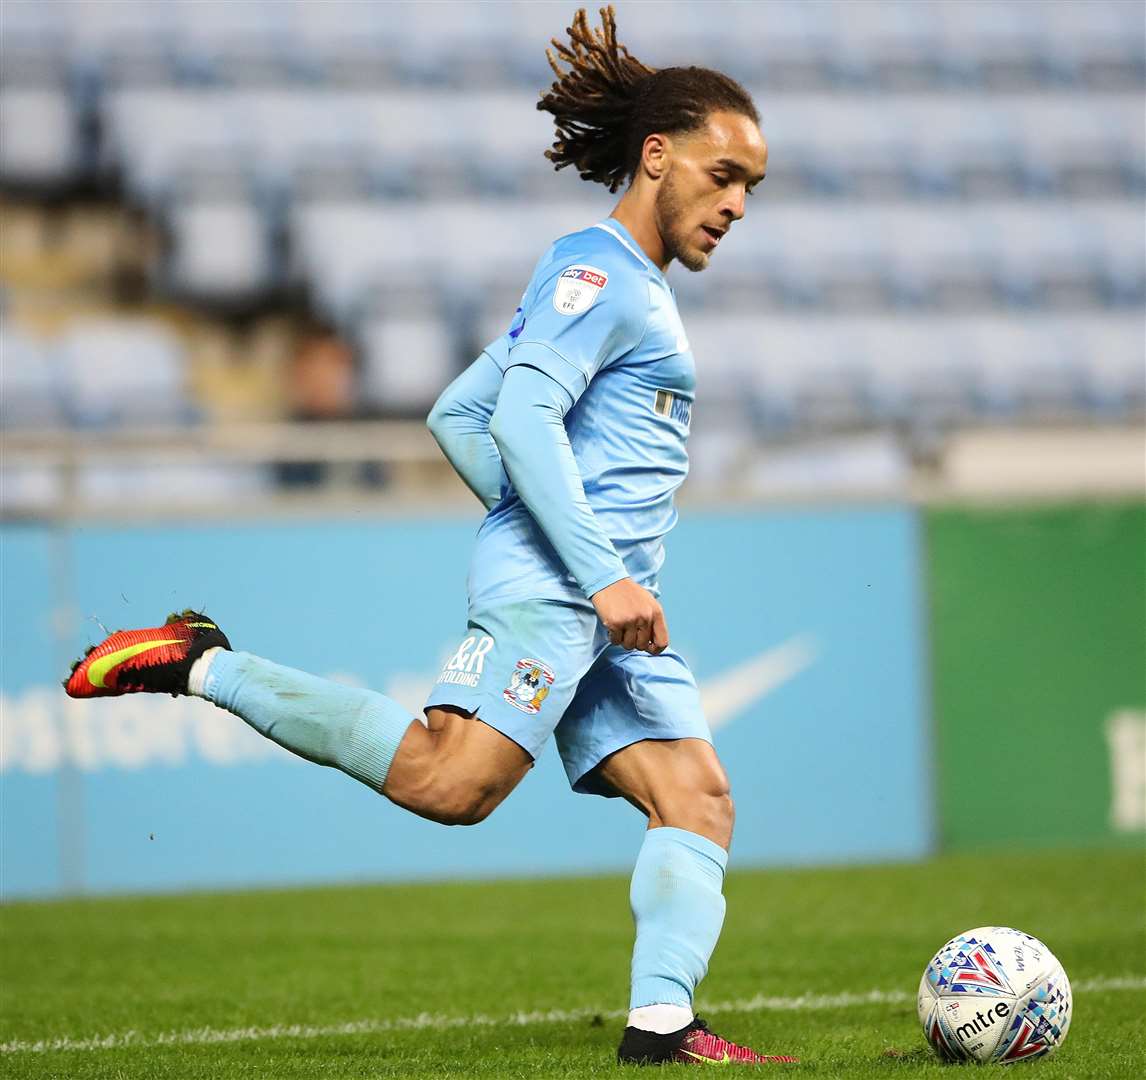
left=56, top=319, right=190, bottom=428
left=0, top=324, right=65, bottom=428
left=357, top=314, right=457, bottom=414
left=166, top=199, right=274, bottom=301
left=0, top=88, right=79, bottom=184
left=0, top=0, right=1139, bottom=439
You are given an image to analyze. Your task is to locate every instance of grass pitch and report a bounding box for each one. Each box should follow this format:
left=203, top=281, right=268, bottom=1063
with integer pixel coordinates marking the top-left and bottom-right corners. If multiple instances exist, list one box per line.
left=2, top=849, right=1142, bottom=1078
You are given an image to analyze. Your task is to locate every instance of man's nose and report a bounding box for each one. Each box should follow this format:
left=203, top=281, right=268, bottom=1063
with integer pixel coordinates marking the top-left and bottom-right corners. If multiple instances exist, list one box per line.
left=721, top=186, right=747, bottom=222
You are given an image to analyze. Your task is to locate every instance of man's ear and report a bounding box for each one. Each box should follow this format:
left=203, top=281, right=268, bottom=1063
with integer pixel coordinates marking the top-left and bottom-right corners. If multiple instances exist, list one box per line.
left=640, top=132, right=671, bottom=182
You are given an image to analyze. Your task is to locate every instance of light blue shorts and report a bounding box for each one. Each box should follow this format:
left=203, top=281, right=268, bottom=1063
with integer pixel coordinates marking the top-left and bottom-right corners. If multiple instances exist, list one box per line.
left=424, top=598, right=712, bottom=796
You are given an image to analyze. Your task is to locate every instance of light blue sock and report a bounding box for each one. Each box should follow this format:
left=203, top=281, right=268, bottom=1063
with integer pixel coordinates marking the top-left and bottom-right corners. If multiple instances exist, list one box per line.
left=201, top=650, right=411, bottom=792
left=629, top=826, right=729, bottom=1010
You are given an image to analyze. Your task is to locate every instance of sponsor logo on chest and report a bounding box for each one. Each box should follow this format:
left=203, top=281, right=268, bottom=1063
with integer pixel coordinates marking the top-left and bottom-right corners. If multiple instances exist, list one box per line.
left=653, top=388, right=692, bottom=429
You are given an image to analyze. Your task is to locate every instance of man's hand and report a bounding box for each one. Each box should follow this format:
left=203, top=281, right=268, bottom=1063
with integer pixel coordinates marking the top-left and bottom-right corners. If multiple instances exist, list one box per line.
left=591, top=578, right=669, bottom=654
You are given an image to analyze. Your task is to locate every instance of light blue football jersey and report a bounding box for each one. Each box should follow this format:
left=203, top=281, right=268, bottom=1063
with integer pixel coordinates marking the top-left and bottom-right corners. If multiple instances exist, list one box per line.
left=470, top=217, right=695, bottom=607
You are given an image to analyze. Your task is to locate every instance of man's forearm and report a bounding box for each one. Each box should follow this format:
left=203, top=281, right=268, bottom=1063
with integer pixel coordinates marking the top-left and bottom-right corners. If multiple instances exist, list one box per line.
left=426, top=353, right=506, bottom=509
left=490, top=364, right=628, bottom=598
left=430, top=421, right=504, bottom=510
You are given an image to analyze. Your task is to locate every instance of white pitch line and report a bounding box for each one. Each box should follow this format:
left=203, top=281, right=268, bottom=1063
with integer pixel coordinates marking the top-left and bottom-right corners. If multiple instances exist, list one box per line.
left=2, top=976, right=1141, bottom=1056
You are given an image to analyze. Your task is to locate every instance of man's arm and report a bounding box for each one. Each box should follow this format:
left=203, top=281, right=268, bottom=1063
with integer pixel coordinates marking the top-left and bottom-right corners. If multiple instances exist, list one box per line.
left=489, top=363, right=627, bottom=597
left=426, top=352, right=505, bottom=510
left=489, top=364, right=668, bottom=653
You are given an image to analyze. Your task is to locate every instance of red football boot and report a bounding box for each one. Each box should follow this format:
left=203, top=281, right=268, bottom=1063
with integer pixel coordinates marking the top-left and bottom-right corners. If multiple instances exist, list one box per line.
left=64, top=610, right=230, bottom=698
left=618, top=1016, right=799, bottom=1065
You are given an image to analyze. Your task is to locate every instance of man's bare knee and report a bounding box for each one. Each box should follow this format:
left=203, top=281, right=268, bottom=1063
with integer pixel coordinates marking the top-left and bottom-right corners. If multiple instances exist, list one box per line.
left=707, top=790, right=735, bottom=842
left=705, top=770, right=735, bottom=844
left=668, top=787, right=732, bottom=834
left=390, top=767, right=501, bottom=825
left=651, top=775, right=734, bottom=848
left=430, top=784, right=500, bottom=827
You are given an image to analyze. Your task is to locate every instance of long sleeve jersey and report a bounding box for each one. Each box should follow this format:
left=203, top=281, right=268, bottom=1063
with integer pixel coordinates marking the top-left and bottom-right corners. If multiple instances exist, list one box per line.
left=427, top=216, right=695, bottom=608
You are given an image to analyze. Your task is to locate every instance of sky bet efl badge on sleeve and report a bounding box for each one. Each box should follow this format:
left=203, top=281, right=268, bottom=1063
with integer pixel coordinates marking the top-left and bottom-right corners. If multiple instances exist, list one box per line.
left=553, top=265, right=608, bottom=316
left=502, top=658, right=555, bottom=714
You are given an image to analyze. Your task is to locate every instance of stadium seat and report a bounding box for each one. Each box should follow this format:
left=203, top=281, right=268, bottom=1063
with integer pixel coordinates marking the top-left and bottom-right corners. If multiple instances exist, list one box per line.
left=102, top=89, right=245, bottom=206
left=163, top=190, right=276, bottom=305
left=1090, top=206, right=1146, bottom=305
left=684, top=314, right=867, bottom=433
left=238, top=90, right=368, bottom=196
left=356, top=312, right=458, bottom=415
left=0, top=324, right=65, bottom=429
left=959, top=317, right=1076, bottom=417
left=289, top=198, right=410, bottom=319
left=851, top=318, right=973, bottom=426
left=6, top=0, right=1142, bottom=96
left=2, top=0, right=1141, bottom=441
left=56, top=318, right=191, bottom=428
left=86, top=75, right=1146, bottom=210
left=1072, top=316, right=1146, bottom=415
left=0, top=86, right=80, bottom=186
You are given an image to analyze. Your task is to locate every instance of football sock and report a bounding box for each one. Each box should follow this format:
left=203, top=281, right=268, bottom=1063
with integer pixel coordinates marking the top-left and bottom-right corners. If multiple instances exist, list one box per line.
left=628, top=826, right=728, bottom=1018
left=191, top=649, right=410, bottom=792
left=187, top=647, right=222, bottom=697
left=627, top=1003, right=694, bottom=1035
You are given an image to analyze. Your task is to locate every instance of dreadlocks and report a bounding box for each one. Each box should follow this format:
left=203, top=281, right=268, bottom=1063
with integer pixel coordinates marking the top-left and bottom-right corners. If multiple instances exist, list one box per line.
left=538, top=6, right=759, bottom=193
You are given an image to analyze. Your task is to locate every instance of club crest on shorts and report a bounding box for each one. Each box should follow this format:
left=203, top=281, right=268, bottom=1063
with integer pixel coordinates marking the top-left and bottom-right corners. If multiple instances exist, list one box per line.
left=502, top=658, right=555, bottom=714
left=553, top=265, right=608, bottom=316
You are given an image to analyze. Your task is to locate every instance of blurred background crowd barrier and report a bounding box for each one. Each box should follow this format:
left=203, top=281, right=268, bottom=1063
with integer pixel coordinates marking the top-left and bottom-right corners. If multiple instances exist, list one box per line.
left=0, top=1, right=1142, bottom=897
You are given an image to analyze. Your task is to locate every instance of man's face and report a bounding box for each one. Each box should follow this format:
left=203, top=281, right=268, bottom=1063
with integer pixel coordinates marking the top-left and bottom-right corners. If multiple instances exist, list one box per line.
left=653, top=110, right=768, bottom=273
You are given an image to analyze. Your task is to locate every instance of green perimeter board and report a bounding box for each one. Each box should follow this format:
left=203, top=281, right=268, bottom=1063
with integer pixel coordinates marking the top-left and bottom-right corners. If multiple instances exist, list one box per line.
left=927, top=501, right=1145, bottom=850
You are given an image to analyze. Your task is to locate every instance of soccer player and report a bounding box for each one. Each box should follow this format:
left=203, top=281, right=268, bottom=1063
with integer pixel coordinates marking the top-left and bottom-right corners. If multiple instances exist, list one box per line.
left=64, top=7, right=790, bottom=1067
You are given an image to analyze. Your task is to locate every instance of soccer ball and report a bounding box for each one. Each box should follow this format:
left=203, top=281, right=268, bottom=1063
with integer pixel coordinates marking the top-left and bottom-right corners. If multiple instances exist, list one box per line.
left=917, top=926, right=1072, bottom=1064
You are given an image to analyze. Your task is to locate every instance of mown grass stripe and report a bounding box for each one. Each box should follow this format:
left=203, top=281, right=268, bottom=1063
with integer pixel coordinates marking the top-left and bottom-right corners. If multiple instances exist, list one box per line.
left=2, top=975, right=1140, bottom=1055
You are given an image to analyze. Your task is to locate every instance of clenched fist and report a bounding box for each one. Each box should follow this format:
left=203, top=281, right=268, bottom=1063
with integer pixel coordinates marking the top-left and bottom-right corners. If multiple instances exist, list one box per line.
left=590, top=578, right=669, bottom=655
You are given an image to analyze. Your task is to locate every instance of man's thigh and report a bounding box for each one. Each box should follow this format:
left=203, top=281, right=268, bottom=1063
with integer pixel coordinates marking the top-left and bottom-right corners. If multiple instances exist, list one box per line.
left=423, top=598, right=605, bottom=761
left=383, top=705, right=534, bottom=823
left=555, top=644, right=714, bottom=796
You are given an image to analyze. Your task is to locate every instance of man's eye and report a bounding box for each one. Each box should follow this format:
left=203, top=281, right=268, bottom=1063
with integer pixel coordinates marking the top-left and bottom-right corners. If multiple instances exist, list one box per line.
left=711, top=173, right=729, bottom=186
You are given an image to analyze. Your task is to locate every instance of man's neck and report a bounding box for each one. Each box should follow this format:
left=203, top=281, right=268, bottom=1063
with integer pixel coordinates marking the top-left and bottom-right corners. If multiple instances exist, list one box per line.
left=610, top=190, right=671, bottom=273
